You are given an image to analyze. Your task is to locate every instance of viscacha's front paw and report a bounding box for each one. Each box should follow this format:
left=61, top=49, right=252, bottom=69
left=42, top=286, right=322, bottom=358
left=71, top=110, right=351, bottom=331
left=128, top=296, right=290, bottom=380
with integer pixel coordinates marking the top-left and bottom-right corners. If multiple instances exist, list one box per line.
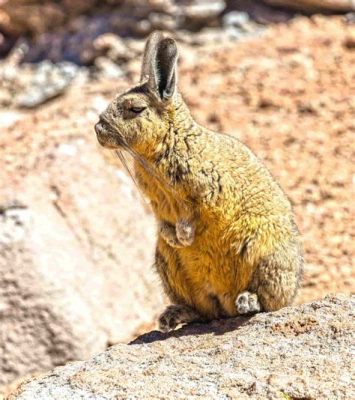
left=159, top=306, right=181, bottom=332
left=159, top=221, right=184, bottom=248
left=176, top=220, right=195, bottom=246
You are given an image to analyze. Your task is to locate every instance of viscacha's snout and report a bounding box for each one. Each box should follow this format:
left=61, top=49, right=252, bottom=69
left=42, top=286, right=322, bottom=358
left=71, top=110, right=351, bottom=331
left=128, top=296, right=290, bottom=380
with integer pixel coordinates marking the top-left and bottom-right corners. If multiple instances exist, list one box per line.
left=94, top=115, right=119, bottom=148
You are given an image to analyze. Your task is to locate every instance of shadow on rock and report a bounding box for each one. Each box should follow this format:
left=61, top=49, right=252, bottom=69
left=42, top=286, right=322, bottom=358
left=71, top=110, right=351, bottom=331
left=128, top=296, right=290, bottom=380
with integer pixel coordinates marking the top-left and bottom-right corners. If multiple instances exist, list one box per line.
left=130, top=314, right=253, bottom=344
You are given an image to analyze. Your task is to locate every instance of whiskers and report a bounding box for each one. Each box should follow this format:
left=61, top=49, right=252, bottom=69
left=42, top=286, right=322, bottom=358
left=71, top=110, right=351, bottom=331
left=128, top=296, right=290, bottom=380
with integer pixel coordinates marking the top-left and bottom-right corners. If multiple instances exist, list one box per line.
left=115, top=149, right=148, bottom=206
left=113, top=137, right=192, bottom=209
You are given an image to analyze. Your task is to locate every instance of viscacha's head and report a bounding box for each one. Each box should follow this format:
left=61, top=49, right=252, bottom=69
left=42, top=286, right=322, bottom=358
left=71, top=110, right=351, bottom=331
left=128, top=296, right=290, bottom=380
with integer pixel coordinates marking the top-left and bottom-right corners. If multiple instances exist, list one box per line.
left=95, top=32, right=186, bottom=159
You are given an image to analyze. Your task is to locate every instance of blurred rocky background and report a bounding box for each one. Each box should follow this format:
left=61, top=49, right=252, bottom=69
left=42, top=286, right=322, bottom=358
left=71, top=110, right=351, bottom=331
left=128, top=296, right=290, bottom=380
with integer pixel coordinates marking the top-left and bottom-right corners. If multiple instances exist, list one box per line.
left=1, top=0, right=354, bottom=397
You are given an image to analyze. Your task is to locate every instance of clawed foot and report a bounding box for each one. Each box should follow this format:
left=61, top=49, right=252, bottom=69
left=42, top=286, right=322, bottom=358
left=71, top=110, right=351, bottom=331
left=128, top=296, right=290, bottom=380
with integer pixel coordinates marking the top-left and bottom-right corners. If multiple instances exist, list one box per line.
left=236, top=291, right=261, bottom=315
left=160, top=220, right=195, bottom=248
left=158, top=305, right=201, bottom=332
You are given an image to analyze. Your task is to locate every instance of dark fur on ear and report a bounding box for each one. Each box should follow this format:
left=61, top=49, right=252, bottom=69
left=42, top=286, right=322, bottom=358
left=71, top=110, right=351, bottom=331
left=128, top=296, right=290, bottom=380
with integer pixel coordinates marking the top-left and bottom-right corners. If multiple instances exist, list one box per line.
left=155, top=38, right=178, bottom=100
left=141, top=32, right=178, bottom=101
left=140, top=31, right=164, bottom=83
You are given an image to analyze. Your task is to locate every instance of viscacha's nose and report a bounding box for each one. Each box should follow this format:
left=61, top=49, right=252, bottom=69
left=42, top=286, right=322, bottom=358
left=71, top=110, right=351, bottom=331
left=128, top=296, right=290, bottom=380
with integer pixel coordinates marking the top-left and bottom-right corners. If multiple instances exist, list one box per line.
left=94, top=120, right=102, bottom=135
left=94, top=115, right=107, bottom=135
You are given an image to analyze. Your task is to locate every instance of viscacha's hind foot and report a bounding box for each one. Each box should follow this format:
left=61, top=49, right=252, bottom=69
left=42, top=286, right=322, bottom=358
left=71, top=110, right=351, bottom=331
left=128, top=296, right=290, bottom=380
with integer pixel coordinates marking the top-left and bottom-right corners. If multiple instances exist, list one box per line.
left=236, top=291, right=261, bottom=315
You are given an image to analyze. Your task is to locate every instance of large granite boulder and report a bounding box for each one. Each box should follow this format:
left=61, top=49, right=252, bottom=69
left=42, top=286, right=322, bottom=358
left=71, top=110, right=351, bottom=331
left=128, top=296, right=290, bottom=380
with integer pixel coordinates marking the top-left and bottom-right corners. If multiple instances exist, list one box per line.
left=8, top=295, right=354, bottom=399
left=0, top=85, right=164, bottom=386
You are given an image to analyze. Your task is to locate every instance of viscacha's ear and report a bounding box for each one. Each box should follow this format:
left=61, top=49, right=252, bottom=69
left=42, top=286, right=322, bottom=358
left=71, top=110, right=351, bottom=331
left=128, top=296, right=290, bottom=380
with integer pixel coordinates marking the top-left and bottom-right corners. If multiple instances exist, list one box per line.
left=140, top=31, right=164, bottom=83
left=154, top=38, right=178, bottom=100
left=143, top=33, right=178, bottom=101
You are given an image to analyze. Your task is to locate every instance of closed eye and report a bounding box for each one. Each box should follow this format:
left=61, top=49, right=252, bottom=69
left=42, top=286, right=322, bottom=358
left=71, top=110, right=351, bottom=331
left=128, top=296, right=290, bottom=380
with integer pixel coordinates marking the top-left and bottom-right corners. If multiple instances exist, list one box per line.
left=130, top=106, right=146, bottom=114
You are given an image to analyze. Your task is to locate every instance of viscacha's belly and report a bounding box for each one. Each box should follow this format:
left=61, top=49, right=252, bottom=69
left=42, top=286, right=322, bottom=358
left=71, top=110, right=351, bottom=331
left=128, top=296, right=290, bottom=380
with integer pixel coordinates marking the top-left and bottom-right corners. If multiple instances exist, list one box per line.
left=157, top=233, right=254, bottom=319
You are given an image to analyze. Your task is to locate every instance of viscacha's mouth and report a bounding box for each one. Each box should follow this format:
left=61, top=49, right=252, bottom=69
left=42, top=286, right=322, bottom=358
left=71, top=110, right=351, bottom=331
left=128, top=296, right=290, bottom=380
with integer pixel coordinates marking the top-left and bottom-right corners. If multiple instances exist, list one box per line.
left=95, top=118, right=123, bottom=149
left=94, top=118, right=110, bottom=137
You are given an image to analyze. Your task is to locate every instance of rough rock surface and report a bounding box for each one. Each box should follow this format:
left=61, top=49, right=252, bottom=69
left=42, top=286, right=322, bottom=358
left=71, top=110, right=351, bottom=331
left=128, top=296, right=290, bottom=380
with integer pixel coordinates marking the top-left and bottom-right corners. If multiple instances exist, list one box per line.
left=264, top=0, right=355, bottom=12
left=8, top=295, right=355, bottom=400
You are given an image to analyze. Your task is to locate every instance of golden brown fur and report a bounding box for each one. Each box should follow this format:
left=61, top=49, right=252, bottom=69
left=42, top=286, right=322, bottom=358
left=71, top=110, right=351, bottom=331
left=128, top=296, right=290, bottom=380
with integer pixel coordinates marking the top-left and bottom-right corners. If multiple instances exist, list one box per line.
left=95, top=32, right=303, bottom=331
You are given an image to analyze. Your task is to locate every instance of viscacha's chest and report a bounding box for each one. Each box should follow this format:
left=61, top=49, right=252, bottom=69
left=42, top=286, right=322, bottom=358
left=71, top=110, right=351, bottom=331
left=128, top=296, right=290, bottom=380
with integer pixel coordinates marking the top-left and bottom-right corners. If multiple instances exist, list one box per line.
left=134, top=162, right=186, bottom=224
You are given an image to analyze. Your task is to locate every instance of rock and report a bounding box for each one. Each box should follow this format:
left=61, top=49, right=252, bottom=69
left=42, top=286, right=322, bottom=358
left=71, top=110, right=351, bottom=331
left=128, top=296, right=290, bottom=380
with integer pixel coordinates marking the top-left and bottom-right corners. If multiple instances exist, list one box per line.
left=94, top=57, right=124, bottom=79
left=15, top=61, right=81, bottom=108
left=0, top=1, right=228, bottom=65
left=1, top=0, right=353, bottom=66
left=222, top=11, right=251, bottom=28
left=0, top=56, right=84, bottom=109
left=0, top=0, right=95, bottom=36
left=182, top=0, right=226, bottom=21
left=222, top=10, right=264, bottom=39
left=0, top=110, right=22, bottom=128
left=93, top=34, right=138, bottom=64
left=343, top=34, right=355, bottom=49
left=225, top=0, right=296, bottom=24
left=263, top=0, right=355, bottom=12
left=7, top=295, right=354, bottom=400
left=0, top=87, right=164, bottom=386
left=0, top=3, right=63, bottom=36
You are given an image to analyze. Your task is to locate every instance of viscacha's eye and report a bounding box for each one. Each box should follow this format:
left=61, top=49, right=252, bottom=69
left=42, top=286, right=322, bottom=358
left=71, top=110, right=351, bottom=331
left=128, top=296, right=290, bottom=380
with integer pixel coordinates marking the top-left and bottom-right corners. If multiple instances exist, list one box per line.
left=129, top=106, right=146, bottom=114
